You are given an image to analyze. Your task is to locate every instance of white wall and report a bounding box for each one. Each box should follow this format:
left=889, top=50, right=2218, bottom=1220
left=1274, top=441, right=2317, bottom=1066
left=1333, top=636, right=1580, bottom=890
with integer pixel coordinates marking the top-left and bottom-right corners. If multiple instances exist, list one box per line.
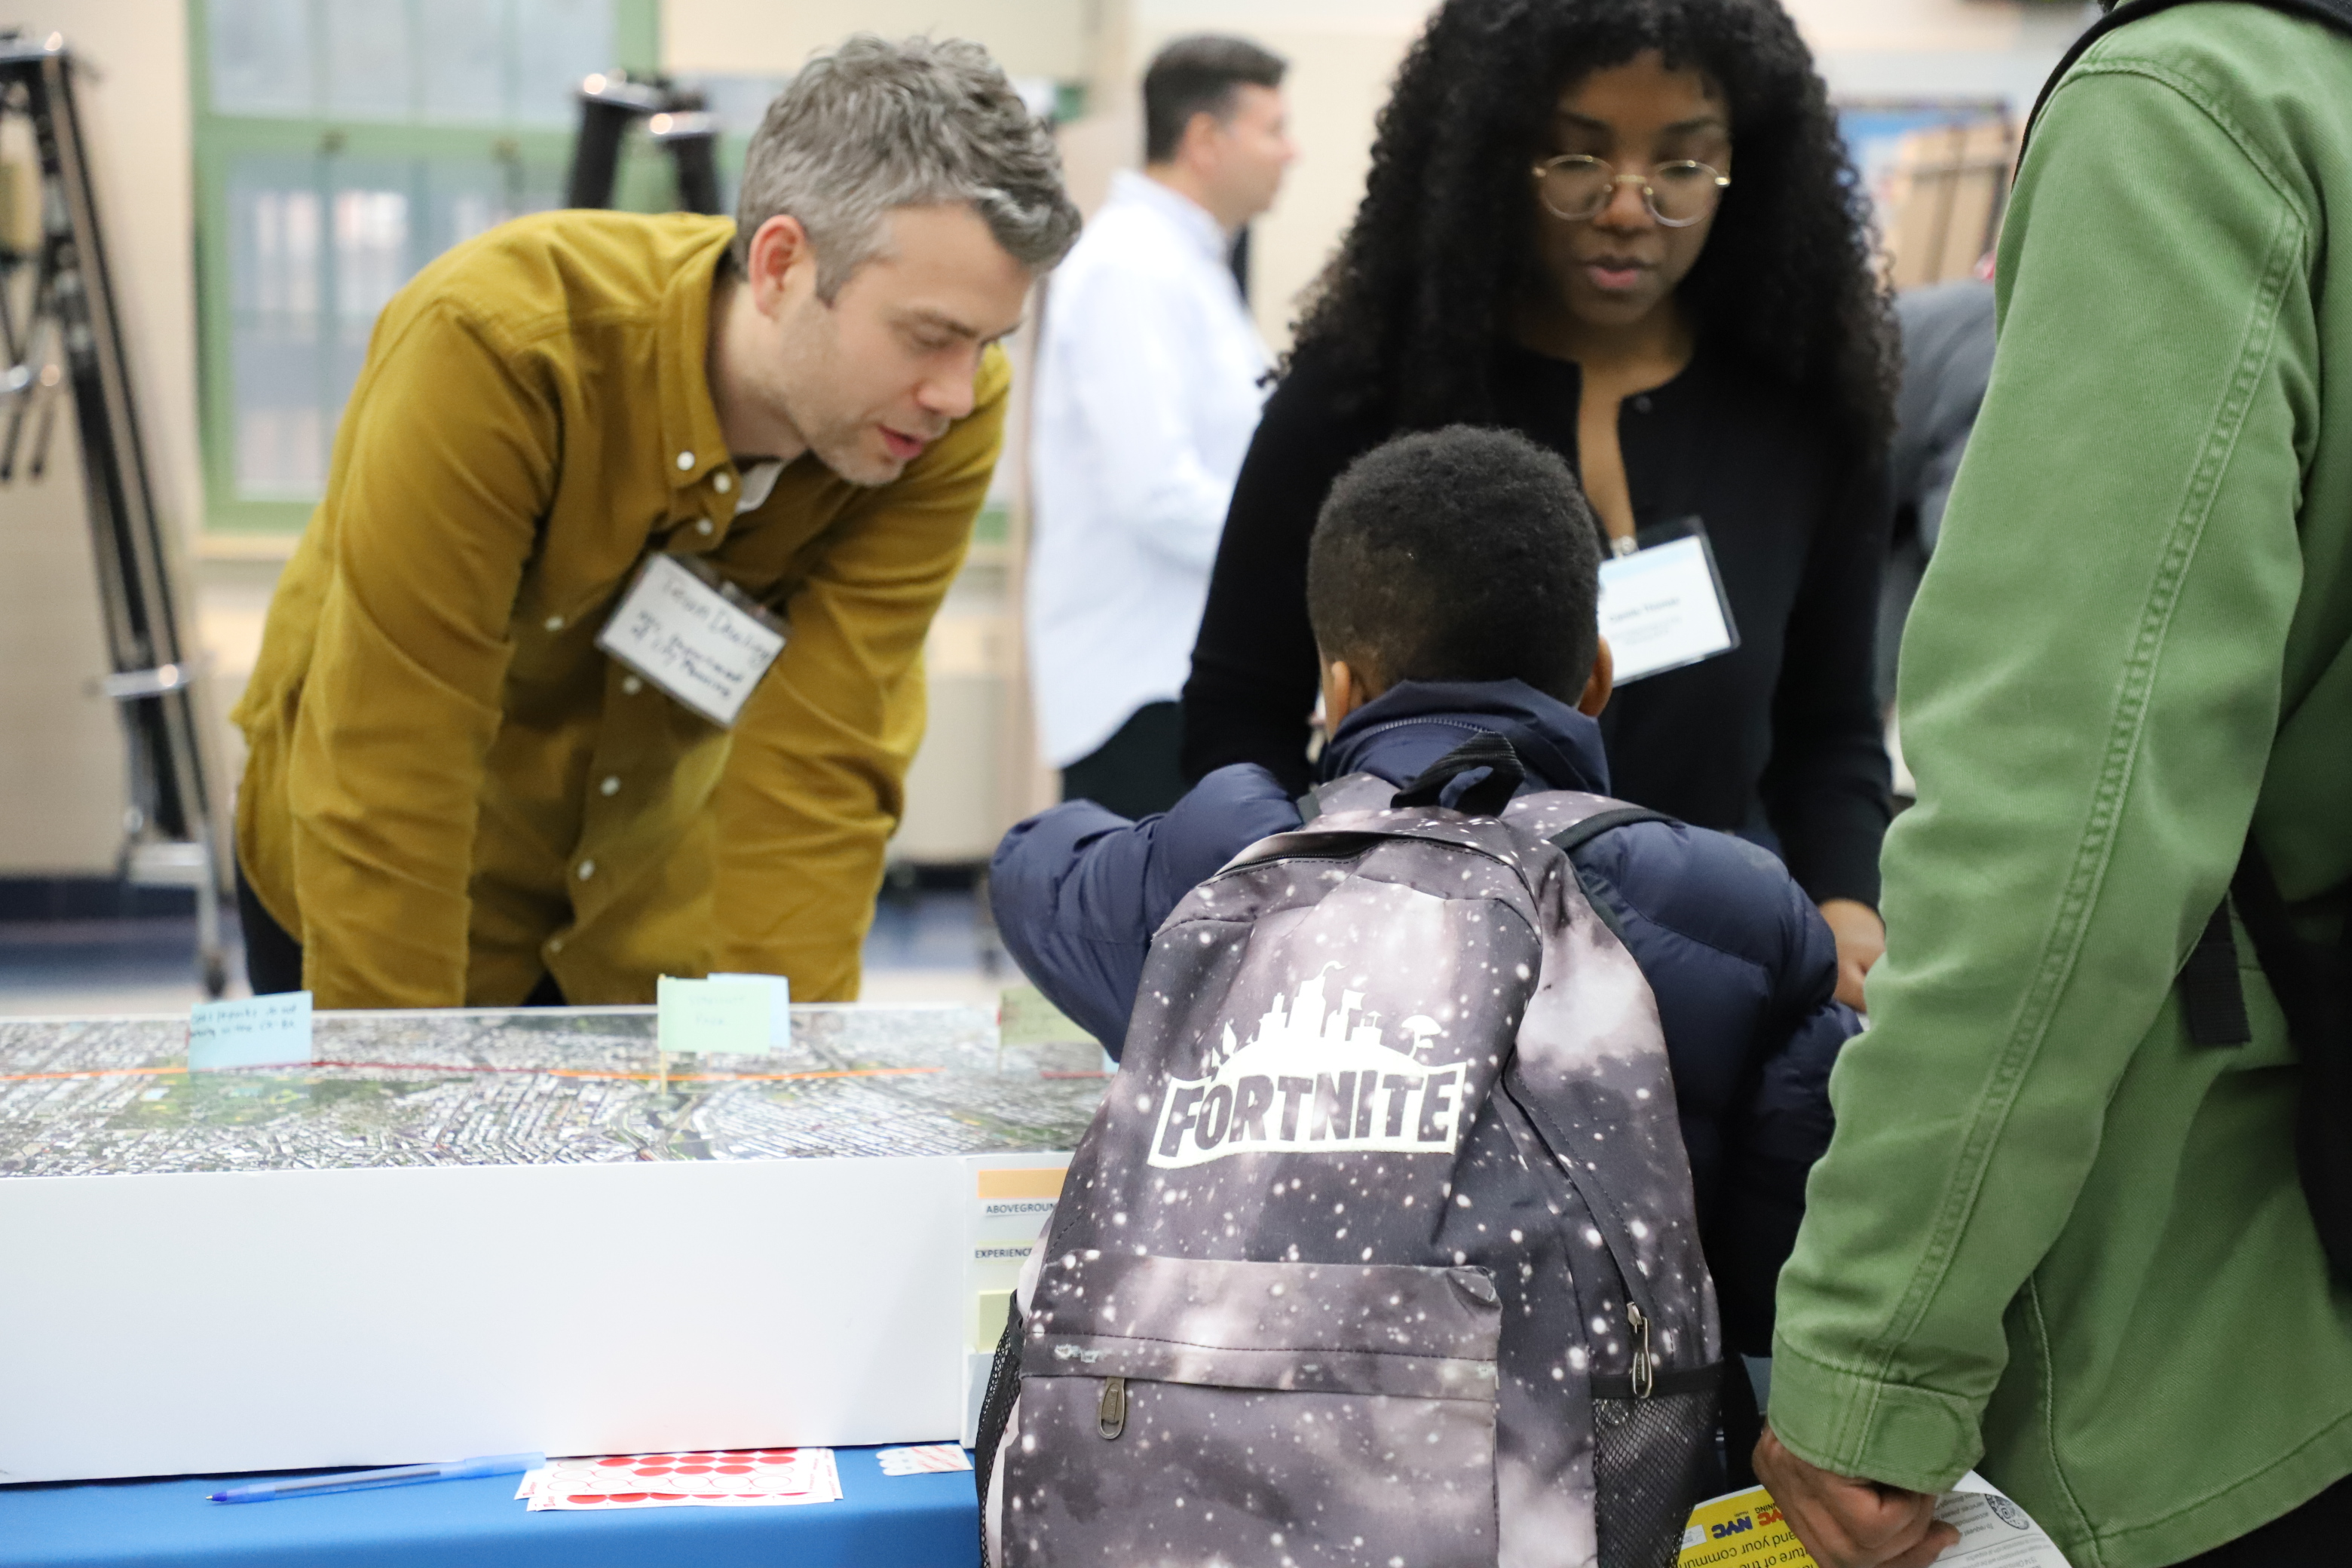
left=1795, top=0, right=2094, bottom=111
left=666, top=0, right=1095, bottom=80
left=22, top=0, right=201, bottom=530
left=0, top=0, right=198, bottom=874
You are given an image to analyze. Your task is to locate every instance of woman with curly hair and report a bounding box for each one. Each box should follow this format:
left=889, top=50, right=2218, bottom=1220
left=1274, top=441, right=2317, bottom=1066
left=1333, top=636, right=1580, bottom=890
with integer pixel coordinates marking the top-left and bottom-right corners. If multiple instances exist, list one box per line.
left=1180, top=0, right=1898, bottom=1005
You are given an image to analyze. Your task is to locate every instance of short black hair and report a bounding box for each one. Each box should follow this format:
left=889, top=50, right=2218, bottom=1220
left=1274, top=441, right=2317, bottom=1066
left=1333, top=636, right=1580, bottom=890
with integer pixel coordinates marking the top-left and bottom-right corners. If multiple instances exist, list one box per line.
left=1142, top=35, right=1287, bottom=164
left=1306, top=427, right=1602, bottom=703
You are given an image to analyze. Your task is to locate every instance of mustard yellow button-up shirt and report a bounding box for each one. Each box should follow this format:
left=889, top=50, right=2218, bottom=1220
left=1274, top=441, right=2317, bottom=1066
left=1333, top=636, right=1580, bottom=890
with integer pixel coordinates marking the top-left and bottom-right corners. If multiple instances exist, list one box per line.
left=232, top=210, right=1008, bottom=1008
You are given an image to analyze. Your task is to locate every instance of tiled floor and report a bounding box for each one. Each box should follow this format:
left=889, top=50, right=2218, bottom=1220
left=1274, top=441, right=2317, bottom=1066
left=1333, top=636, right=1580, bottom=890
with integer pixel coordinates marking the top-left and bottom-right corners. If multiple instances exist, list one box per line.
left=0, top=888, right=1003, bottom=1017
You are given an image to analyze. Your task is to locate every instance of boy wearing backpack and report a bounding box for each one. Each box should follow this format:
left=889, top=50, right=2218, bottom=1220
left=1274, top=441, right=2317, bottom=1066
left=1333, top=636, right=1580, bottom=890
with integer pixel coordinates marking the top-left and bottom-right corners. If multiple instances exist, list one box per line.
left=984, top=426, right=1857, bottom=1566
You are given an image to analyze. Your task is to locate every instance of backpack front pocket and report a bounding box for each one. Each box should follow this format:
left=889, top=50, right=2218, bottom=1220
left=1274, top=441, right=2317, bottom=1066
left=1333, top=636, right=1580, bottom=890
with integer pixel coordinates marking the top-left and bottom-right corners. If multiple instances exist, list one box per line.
left=1002, top=1253, right=1503, bottom=1568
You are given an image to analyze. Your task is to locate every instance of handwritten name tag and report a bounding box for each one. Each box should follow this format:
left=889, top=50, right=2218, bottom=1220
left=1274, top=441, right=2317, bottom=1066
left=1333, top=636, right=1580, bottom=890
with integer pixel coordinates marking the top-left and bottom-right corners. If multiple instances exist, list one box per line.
left=188, top=991, right=314, bottom=1070
left=1597, top=519, right=1740, bottom=684
left=596, top=553, right=788, bottom=727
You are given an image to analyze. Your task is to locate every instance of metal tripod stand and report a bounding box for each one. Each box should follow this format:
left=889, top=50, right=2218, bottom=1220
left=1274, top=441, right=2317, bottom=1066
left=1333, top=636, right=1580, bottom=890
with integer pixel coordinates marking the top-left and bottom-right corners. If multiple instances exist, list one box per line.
left=0, top=30, right=230, bottom=995
left=565, top=71, right=723, bottom=215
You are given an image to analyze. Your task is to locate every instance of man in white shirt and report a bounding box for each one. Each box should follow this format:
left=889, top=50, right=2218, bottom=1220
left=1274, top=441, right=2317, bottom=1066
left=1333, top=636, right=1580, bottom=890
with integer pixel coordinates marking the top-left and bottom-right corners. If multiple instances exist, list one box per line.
left=1027, top=35, right=1294, bottom=816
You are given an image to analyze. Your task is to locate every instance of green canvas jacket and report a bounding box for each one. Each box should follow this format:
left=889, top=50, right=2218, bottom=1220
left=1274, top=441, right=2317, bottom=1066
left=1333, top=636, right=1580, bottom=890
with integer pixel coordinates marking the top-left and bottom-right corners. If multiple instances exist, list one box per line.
left=1769, top=7, right=2352, bottom=1565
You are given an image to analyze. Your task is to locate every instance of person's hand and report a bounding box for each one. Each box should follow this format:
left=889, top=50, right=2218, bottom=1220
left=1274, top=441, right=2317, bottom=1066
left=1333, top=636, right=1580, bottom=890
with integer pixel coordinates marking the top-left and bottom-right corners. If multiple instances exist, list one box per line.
left=1817, top=898, right=1885, bottom=1012
left=1753, top=1424, right=1957, bottom=1568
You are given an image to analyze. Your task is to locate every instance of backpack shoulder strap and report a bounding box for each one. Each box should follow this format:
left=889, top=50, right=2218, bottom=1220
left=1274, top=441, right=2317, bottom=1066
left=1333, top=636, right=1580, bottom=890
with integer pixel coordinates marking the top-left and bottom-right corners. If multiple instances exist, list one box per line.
left=2021, top=0, right=2352, bottom=169
left=1545, top=804, right=1677, bottom=857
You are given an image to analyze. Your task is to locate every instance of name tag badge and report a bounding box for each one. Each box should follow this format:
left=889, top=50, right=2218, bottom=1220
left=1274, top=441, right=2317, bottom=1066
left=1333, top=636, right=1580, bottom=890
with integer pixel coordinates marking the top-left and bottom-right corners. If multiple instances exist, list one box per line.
left=595, top=553, right=789, bottom=727
left=1595, top=517, right=1739, bottom=684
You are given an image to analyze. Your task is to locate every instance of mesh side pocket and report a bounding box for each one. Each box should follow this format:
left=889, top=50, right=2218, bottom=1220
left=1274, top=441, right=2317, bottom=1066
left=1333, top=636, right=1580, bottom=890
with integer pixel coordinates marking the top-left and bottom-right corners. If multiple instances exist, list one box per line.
left=1594, top=1384, right=1719, bottom=1568
left=972, top=1295, right=1024, bottom=1567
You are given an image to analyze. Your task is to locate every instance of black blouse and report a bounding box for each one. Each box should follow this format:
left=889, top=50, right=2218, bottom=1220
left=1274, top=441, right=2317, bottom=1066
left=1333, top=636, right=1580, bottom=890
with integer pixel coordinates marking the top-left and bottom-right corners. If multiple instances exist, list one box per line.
left=1180, top=340, right=1893, bottom=907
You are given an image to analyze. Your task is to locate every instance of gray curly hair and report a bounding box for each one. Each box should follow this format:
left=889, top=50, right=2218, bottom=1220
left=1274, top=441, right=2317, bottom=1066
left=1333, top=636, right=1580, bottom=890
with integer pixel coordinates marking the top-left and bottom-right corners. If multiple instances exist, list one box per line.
left=734, top=35, right=1081, bottom=297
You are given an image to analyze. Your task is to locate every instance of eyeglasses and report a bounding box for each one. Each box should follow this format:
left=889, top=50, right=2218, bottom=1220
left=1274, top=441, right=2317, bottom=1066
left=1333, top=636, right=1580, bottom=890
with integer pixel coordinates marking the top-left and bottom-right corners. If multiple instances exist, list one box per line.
left=1531, top=155, right=1730, bottom=228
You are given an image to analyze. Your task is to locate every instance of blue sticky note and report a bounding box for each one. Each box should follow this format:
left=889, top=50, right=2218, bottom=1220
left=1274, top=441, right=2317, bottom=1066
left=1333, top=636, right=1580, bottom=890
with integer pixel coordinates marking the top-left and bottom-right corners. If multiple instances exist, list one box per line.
left=707, top=972, right=791, bottom=1050
left=657, top=975, right=771, bottom=1055
left=188, top=991, right=314, bottom=1070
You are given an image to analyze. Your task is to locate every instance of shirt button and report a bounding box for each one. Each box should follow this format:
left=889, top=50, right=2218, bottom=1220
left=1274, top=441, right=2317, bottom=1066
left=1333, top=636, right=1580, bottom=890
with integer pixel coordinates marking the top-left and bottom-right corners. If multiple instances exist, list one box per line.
left=577, top=860, right=596, bottom=881
left=544, top=614, right=564, bottom=632
left=547, top=936, right=565, bottom=954
left=713, top=472, right=733, bottom=494
left=697, top=518, right=715, bottom=535
left=600, top=775, right=620, bottom=796
left=1632, top=395, right=1653, bottom=414
left=621, top=676, right=643, bottom=695
left=676, top=451, right=694, bottom=470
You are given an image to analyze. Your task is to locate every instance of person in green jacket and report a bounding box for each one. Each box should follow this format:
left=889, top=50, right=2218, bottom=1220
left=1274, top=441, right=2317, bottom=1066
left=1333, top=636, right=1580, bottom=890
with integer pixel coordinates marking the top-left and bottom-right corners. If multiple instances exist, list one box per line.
left=1755, top=5, right=2352, bottom=1566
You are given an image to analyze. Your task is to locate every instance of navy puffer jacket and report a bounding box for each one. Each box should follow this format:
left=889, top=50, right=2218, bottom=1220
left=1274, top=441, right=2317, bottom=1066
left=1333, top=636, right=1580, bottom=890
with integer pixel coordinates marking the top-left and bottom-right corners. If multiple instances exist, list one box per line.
left=989, top=678, right=1859, bottom=1352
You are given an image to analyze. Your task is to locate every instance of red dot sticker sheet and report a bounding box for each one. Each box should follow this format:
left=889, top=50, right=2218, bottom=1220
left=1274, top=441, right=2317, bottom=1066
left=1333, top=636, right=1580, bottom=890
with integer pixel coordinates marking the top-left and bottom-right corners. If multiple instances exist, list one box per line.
left=514, top=1448, right=841, bottom=1511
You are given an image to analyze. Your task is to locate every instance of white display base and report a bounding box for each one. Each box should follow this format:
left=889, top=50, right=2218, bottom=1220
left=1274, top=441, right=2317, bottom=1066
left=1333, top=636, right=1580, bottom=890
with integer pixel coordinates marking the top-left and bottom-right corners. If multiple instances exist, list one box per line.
left=0, top=1156, right=968, bottom=1484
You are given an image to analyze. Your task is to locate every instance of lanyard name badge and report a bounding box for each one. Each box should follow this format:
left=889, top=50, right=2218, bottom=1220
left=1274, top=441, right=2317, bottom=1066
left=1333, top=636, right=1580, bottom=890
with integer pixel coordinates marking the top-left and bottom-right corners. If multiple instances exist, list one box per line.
left=596, top=552, right=788, bottom=727
left=1595, top=516, right=1738, bottom=683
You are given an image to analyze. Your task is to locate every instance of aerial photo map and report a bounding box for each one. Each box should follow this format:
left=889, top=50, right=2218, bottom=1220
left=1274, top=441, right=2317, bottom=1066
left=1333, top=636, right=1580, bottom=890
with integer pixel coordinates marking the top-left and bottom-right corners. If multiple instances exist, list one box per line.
left=0, top=1006, right=1109, bottom=1179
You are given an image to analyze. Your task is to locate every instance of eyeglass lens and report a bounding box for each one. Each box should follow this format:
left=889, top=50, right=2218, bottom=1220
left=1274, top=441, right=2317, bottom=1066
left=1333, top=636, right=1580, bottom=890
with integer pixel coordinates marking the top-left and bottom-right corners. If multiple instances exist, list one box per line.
left=1539, top=158, right=1723, bottom=225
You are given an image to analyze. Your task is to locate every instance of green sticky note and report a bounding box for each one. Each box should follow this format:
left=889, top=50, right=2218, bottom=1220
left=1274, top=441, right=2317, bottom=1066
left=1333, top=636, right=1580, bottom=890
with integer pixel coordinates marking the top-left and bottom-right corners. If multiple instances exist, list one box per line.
left=998, top=984, right=1091, bottom=1047
left=973, top=1287, right=1014, bottom=1349
left=657, top=975, right=770, bottom=1055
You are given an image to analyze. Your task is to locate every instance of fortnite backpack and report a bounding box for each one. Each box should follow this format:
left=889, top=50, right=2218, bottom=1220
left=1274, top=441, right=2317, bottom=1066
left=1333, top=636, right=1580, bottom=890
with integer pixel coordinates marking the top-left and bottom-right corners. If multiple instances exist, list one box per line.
left=978, top=737, right=1724, bottom=1568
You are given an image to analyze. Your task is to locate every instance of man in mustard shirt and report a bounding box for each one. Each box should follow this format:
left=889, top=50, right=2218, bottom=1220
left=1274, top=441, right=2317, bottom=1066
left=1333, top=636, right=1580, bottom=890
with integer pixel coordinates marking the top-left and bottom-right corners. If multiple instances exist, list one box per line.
left=231, top=36, right=1080, bottom=1008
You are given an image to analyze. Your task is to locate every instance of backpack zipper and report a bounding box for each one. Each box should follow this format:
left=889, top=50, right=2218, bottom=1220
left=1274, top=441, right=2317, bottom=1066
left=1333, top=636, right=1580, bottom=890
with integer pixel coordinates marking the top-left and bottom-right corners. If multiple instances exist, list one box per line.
left=1628, top=1303, right=1655, bottom=1398
left=1336, top=716, right=1490, bottom=748
left=1497, top=1070, right=1665, bottom=1394
left=1098, top=1376, right=1127, bottom=1439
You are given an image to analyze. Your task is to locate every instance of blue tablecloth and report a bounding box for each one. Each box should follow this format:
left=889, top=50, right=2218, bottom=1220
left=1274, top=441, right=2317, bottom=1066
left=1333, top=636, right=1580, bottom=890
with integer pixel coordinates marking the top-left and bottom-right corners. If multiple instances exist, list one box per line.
left=0, top=1447, right=981, bottom=1568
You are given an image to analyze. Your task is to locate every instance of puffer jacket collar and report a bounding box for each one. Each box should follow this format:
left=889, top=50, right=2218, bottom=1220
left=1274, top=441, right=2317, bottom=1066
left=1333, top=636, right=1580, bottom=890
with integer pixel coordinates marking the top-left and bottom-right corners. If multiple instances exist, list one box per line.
left=1317, top=678, right=1611, bottom=799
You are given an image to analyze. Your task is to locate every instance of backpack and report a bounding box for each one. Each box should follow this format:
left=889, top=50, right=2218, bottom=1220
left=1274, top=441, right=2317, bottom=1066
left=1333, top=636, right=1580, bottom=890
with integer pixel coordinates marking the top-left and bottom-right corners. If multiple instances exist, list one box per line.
left=2024, top=0, right=2352, bottom=1287
left=977, top=736, right=1723, bottom=1568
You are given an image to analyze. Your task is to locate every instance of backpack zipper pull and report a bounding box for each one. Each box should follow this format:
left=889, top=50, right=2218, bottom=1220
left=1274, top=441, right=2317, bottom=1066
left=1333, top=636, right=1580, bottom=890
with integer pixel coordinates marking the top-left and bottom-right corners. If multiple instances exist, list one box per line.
left=1628, top=1303, right=1655, bottom=1398
left=1098, top=1376, right=1127, bottom=1439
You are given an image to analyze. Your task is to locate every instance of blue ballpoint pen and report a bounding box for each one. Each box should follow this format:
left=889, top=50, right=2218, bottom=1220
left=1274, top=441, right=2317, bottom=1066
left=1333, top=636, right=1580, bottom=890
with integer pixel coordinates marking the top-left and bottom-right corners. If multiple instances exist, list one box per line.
left=207, top=1451, right=544, bottom=1503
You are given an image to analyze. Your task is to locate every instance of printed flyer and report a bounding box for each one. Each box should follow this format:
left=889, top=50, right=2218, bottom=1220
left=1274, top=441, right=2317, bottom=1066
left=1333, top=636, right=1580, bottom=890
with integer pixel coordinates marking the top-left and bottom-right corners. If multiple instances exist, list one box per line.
left=1679, top=1475, right=2072, bottom=1567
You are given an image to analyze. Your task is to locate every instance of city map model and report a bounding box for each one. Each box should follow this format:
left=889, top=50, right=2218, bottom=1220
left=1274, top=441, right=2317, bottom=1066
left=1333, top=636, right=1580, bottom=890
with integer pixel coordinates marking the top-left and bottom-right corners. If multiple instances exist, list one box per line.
left=0, top=1007, right=1109, bottom=1178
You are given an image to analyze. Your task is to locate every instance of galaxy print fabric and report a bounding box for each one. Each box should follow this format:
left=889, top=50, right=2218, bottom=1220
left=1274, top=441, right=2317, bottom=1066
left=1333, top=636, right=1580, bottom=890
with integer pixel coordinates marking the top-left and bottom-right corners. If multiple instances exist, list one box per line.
left=994, top=788, right=1720, bottom=1568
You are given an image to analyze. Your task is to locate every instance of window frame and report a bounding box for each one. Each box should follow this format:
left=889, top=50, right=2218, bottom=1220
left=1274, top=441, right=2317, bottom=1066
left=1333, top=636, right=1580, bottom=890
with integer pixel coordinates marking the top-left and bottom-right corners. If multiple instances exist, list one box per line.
left=188, top=0, right=661, bottom=535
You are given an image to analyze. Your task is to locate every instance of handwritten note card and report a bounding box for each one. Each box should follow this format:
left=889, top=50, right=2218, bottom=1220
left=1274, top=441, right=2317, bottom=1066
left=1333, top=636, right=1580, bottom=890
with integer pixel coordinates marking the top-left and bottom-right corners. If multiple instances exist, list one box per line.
left=707, top=972, right=791, bottom=1050
left=657, top=976, right=773, bottom=1055
left=595, top=554, right=787, bottom=727
left=188, top=991, right=314, bottom=1070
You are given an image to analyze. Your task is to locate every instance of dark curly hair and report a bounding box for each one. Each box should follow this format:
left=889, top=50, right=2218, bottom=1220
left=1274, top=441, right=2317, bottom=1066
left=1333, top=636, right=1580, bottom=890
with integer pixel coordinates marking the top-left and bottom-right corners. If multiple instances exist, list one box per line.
left=1293, top=0, right=1896, bottom=458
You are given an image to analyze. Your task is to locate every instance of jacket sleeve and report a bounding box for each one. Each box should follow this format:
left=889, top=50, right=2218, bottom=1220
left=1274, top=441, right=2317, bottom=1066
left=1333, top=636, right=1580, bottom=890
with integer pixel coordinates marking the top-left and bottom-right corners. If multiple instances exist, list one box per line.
left=990, top=764, right=1302, bottom=1053
left=1181, top=357, right=1376, bottom=790
left=707, top=359, right=1007, bottom=998
left=1585, top=822, right=1857, bottom=1358
left=1714, top=880, right=1854, bottom=1358
left=285, top=303, right=551, bottom=1007
left=1756, top=453, right=1895, bottom=909
left=1767, top=58, right=2316, bottom=1490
